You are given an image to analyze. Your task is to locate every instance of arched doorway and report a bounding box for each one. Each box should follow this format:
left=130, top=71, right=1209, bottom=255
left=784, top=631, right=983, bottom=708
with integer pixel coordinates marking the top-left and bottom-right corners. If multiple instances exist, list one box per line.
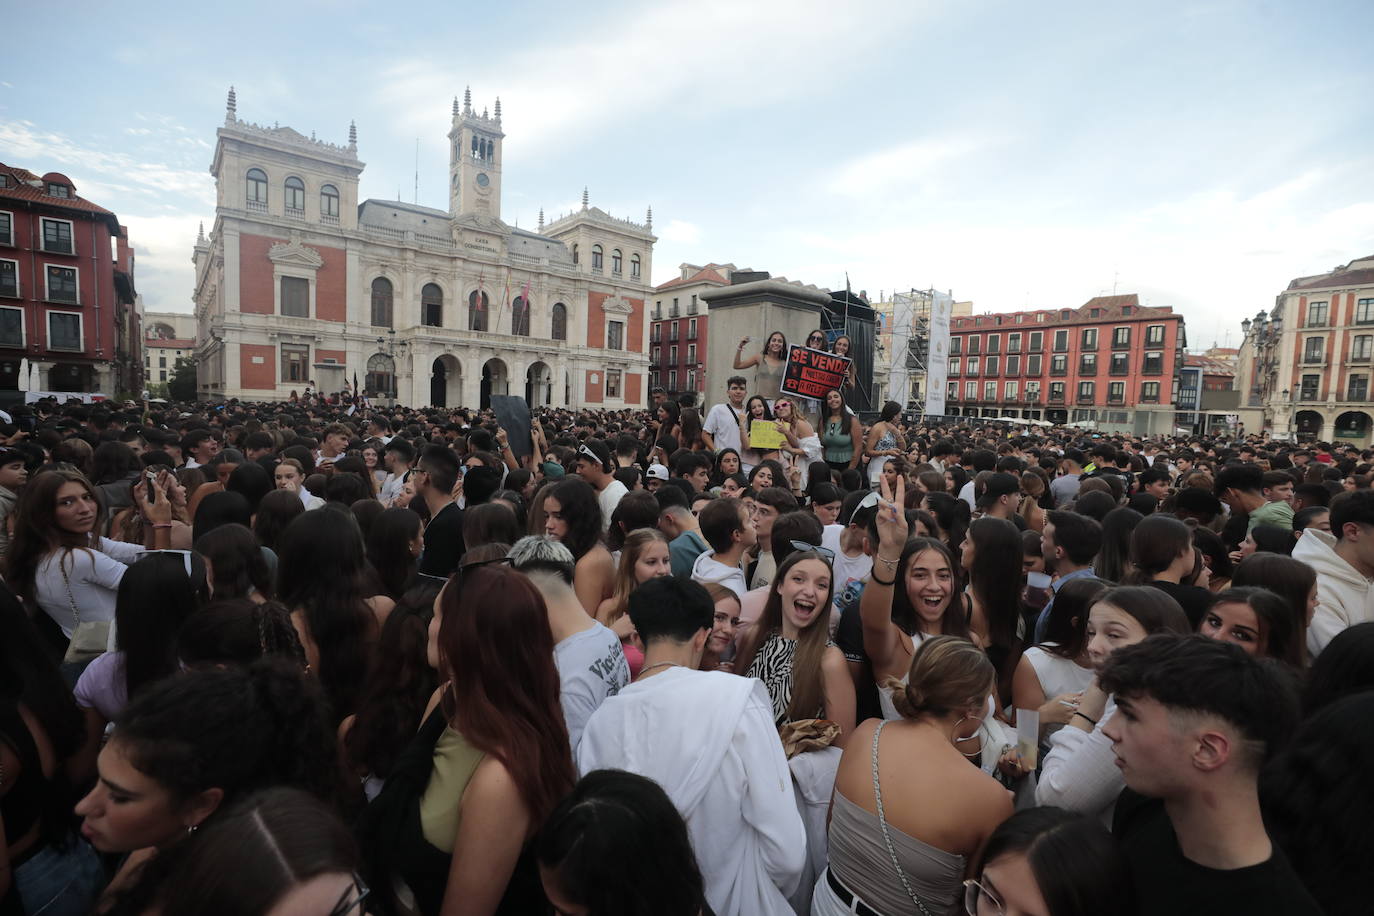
left=366, top=353, right=396, bottom=400
left=50, top=363, right=93, bottom=393
left=481, top=358, right=509, bottom=409
left=431, top=355, right=460, bottom=408
left=525, top=361, right=552, bottom=408
left=1334, top=411, right=1371, bottom=443
left=1295, top=410, right=1324, bottom=441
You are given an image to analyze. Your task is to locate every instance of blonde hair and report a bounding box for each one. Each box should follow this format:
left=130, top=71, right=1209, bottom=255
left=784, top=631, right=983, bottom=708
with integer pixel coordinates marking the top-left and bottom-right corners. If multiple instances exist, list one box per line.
left=606, top=528, right=669, bottom=625
left=886, top=635, right=994, bottom=720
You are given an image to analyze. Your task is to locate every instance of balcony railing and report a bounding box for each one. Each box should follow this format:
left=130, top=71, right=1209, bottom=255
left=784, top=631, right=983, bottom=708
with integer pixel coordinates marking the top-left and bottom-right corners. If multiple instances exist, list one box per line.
left=1048, top=391, right=1065, bottom=403
left=320, top=213, right=340, bottom=226
left=1077, top=394, right=1096, bottom=404
left=1303, top=355, right=1326, bottom=365
left=246, top=199, right=267, bottom=213
left=1112, top=339, right=1131, bottom=350
left=1023, top=392, right=1042, bottom=404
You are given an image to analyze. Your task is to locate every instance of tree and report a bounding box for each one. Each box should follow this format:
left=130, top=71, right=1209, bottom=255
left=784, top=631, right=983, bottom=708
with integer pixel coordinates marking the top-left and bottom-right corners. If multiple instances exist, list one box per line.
left=167, top=357, right=198, bottom=402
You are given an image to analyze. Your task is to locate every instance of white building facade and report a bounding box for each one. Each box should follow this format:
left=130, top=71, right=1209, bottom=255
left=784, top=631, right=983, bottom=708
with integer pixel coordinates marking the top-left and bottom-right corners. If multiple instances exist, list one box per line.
left=194, top=88, right=656, bottom=408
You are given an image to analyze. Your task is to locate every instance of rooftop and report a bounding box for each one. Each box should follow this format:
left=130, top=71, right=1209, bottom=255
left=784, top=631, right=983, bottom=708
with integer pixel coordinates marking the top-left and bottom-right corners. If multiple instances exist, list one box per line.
left=0, top=162, right=119, bottom=222
left=1286, top=254, right=1374, bottom=292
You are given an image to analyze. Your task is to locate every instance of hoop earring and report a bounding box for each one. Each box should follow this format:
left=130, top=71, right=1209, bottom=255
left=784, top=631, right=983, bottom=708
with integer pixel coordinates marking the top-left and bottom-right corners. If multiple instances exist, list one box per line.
left=951, top=717, right=983, bottom=758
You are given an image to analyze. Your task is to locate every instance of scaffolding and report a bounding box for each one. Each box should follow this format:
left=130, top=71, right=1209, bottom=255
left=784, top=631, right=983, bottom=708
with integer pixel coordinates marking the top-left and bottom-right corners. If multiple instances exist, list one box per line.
left=886, top=288, right=952, bottom=421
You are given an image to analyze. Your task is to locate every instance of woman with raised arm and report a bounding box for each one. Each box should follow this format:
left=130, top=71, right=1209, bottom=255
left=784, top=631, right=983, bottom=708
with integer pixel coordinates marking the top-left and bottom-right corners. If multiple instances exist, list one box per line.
left=733, top=331, right=788, bottom=401
left=863, top=401, right=906, bottom=489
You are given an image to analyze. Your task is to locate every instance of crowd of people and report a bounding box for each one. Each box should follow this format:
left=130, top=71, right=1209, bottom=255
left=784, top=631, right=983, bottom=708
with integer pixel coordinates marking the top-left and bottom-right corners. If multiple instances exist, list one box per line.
left=1, top=351, right=1371, bottom=915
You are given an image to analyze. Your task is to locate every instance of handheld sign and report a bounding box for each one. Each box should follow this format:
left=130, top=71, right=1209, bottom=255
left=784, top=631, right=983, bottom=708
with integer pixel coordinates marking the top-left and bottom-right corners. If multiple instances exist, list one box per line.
left=749, top=420, right=787, bottom=450
left=780, top=346, right=853, bottom=400
left=490, top=395, right=534, bottom=460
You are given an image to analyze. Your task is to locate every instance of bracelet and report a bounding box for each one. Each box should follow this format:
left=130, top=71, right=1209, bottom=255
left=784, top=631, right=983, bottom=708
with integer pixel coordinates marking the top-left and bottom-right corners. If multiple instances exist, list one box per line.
left=870, top=570, right=896, bottom=587
left=876, top=553, right=900, bottom=568
left=152, top=523, right=173, bottom=529
left=1072, top=710, right=1097, bottom=727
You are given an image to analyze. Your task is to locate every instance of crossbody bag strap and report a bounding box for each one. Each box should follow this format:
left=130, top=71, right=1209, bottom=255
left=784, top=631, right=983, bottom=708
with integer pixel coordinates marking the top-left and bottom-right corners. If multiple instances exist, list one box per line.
left=871, top=721, right=936, bottom=916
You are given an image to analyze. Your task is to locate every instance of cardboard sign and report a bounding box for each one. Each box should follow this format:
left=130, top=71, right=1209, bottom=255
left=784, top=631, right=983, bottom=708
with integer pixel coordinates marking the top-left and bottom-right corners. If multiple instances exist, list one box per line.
left=749, top=419, right=787, bottom=450
left=780, top=346, right=852, bottom=400
left=490, top=395, right=533, bottom=459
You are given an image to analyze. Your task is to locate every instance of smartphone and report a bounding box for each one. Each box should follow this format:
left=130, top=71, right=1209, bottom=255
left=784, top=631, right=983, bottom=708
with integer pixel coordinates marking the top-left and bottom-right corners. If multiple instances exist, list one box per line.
left=145, top=470, right=158, bottom=503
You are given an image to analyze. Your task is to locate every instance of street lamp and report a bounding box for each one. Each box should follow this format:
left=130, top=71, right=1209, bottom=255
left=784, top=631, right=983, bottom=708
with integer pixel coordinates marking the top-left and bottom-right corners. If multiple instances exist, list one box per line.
left=374, top=329, right=408, bottom=407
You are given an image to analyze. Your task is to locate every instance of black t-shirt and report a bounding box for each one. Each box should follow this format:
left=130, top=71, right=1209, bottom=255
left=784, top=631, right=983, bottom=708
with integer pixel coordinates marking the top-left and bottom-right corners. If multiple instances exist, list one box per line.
left=834, top=594, right=882, bottom=724
left=1113, top=789, right=1323, bottom=916
left=418, top=502, right=465, bottom=578
left=1145, top=580, right=1214, bottom=629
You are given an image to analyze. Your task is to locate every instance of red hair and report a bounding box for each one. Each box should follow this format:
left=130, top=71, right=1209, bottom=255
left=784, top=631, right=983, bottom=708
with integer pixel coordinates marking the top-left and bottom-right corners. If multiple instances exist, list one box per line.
left=436, top=565, right=574, bottom=822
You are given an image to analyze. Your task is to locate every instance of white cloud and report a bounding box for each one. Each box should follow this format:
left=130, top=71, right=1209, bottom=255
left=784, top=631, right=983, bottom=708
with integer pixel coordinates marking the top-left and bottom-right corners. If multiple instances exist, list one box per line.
left=826, top=135, right=996, bottom=197
left=657, top=219, right=701, bottom=245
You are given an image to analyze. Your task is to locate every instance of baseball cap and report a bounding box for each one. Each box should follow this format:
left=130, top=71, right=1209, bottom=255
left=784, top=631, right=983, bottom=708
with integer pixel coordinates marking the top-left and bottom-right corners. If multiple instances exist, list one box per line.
left=646, top=463, right=669, bottom=481
left=540, top=461, right=566, bottom=479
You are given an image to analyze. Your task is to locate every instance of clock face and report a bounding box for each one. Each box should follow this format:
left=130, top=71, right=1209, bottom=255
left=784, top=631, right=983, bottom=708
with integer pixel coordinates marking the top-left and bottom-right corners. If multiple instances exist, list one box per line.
left=476, top=172, right=490, bottom=188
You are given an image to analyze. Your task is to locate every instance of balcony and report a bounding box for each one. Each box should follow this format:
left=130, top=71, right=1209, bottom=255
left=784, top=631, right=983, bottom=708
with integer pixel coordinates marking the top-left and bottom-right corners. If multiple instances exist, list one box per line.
left=1049, top=367, right=1067, bottom=377
left=1112, top=338, right=1131, bottom=350
left=45, top=294, right=80, bottom=306
left=1299, top=390, right=1321, bottom=402
left=1079, top=365, right=1098, bottom=377
left=1023, top=392, right=1042, bottom=404
left=1076, top=394, right=1096, bottom=404
left=1048, top=391, right=1065, bottom=404
left=320, top=213, right=340, bottom=226
left=1108, top=394, right=1125, bottom=405
left=1302, top=355, right=1326, bottom=366
left=246, top=199, right=267, bottom=213
left=284, top=208, right=306, bottom=222
left=1109, top=365, right=1129, bottom=376
left=1348, top=353, right=1372, bottom=365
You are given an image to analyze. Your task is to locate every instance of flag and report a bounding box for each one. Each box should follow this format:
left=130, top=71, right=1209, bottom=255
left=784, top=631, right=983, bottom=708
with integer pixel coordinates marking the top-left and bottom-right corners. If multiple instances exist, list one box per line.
left=476, top=270, right=485, bottom=310
left=353, top=371, right=359, bottom=394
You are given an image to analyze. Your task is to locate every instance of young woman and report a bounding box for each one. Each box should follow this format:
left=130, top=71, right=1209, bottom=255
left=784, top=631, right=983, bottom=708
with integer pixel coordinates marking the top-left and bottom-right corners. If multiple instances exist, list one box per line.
left=464, top=502, right=524, bottom=550
left=700, top=583, right=741, bottom=672
left=814, top=636, right=1012, bottom=916
left=362, top=441, right=389, bottom=488
left=719, top=473, right=749, bottom=498
left=746, top=458, right=788, bottom=495
left=274, top=457, right=324, bottom=510
left=819, top=390, right=862, bottom=473
left=251, top=487, right=304, bottom=553
left=1199, top=586, right=1305, bottom=667
left=543, top=478, right=616, bottom=616
left=771, top=398, right=819, bottom=480
left=739, top=395, right=779, bottom=469
left=537, top=770, right=708, bottom=916
left=964, top=807, right=1131, bottom=916
left=195, top=523, right=272, bottom=602
left=1010, top=576, right=1106, bottom=738
left=176, top=598, right=307, bottom=671
left=863, top=401, right=906, bottom=488
left=654, top=401, right=682, bottom=448
left=733, top=331, right=787, bottom=401
left=1233, top=523, right=1295, bottom=560
left=1017, top=470, right=1051, bottom=532
left=367, top=565, right=574, bottom=915
left=1125, top=514, right=1214, bottom=628
left=1033, top=585, right=1192, bottom=825
left=831, top=333, right=858, bottom=391
left=1093, top=507, right=1144, bottom=584
left=366, top=506, right=424, bottom=600
left=1231, top=551, right=1317, bottom=640
left=960, top=517, right=1026, bottom=710
left=1192, top=526, right=1234, bottom=592
left=597, top=528, right=672, bottom=676
left=710, top=448, right=743, bottom=489
left=923, top=490, right=971, bottom=555
left=735, top=550, right=855, bottom=742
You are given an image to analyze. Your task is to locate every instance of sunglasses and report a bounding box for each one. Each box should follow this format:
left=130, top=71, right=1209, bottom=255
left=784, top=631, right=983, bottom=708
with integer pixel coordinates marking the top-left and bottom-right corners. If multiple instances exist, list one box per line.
left=577, top=443, right=605, bottom=469
left=328, top=872, right=370, bottom=916
left=849, top=490, right=881, bottom=524
left=789, top=541, right=836, bottom=562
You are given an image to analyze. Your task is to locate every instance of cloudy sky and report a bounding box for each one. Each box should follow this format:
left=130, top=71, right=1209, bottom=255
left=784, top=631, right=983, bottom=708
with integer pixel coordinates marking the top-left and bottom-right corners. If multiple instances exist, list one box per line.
left=2, top=0, right=1371, bottom=350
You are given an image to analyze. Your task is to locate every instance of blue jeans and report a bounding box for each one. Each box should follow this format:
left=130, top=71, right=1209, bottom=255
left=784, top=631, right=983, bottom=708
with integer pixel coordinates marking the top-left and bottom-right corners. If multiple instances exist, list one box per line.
left=13, top=836, right=105, bottom=916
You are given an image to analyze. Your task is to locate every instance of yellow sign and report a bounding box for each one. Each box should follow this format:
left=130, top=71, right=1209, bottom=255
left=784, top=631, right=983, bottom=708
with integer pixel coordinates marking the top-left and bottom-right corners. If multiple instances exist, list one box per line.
left=749, top=420, right=787, bottom=450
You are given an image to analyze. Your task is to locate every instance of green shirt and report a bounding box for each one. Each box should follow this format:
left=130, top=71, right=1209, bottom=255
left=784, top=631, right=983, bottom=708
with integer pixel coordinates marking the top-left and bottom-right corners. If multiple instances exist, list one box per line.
left=1248, top=499, right=1294, bottom=533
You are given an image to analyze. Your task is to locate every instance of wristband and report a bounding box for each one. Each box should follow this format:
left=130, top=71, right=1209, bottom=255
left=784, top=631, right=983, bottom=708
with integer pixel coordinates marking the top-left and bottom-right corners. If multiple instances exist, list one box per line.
left=1072, top=710, right=1098, bottom=728
left=152, top=523, right=173, bottom=529
left=876, top=553, right=900, bottom=568
left=870, top=570, right=896, bottom=587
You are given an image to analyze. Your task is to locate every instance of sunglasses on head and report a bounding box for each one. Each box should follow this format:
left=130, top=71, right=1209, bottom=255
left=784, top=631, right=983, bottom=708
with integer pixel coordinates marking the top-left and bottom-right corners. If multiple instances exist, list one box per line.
left=789, top=541, right=836, bottom=562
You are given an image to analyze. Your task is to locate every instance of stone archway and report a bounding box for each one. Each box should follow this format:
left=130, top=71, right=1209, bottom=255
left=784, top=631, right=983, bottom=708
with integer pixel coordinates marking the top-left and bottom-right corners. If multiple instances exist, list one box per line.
left=431, top=355, right=461, bottom=408
left=1295, top=409, right=1324, bottom=441
left=525, top=360, right=552, bottom=408
left=481, top=358, right=509, bottom=409
left=1334, top=410, right=1372, bottom=443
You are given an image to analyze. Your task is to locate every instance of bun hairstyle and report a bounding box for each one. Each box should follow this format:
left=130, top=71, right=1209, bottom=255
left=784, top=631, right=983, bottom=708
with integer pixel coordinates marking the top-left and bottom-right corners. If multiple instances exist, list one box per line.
left=887, top=635, right=994, bottom=720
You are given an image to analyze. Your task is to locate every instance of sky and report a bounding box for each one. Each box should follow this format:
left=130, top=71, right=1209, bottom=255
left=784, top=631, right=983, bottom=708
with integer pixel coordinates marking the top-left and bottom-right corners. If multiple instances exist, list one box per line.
left=2, top=0, right=1372, bottom=352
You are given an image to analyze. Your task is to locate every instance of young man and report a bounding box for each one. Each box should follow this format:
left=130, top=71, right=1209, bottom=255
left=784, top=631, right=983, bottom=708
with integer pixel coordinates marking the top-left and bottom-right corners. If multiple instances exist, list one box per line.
left=378, top=438, right=417, bottom=505
left=1261, top=470, right=1296, bottom=509
left=1137, top=466, right=1172, bottom=506
left=691, top=497, right=755, bottom=599
left=701, top=376, right=748, bottom=454
left=316, top=422, right=351, bottom=466
left=0, top=447, right=28, bottom=557
left=658, top=486, right=709, bottom=577
left=673, top=451, right=713, bottom=493
left=1214, top=464, right=1294, bottom=533
left=509, top=536, right=629, bottom=755
left=747, top=487, right=799, bottom=590
left=649, top=386, right=668, bottom=409
left=959, top=449, right=996, bottom=509
left=180, top=428, right=220, bottom=470
left=613, top=434, right=640, bottom=469
left=415, top=445, right=465, bottom=578
left=577, top=576, right=806, bottom=916
left=975, top=472, right=1024, bottom=527
left=1102, top=635, right=1321, bottom=916
left=241, top=431, right=274, bottom=463
left=1033, top=509, right=1102, bottom=643
left=1291, top=489, right=1374, bottom=656
left=573, top=439, right=626, bottom=531
left=644, top=463, right=670, bottom=493
left=1051, top=448, right=1085, bottom=508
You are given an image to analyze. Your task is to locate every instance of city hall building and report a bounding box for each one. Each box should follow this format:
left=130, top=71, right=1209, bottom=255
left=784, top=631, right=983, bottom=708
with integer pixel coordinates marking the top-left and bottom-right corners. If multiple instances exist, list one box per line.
left=194, top=88, right=656, bottom=407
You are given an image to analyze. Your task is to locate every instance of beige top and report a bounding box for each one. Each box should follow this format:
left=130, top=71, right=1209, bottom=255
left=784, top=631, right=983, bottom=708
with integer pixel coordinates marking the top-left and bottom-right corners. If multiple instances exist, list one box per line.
left=755, top=358, right=785, bottom=399
left=419, top=725, right=486, bottom=853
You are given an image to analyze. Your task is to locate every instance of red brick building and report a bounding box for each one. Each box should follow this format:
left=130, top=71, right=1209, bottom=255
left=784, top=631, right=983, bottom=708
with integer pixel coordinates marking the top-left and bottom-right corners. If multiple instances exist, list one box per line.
left=0, top=164, right=141, bottom=397
left=944, top=295, right=1186, bottom=433
left=649, top=263, right=731, bottom=399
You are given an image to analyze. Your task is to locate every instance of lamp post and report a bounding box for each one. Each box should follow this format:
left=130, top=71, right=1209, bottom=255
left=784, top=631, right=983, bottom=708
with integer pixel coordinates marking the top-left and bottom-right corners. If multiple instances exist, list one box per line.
left=375, top=329, right=408, bottom=408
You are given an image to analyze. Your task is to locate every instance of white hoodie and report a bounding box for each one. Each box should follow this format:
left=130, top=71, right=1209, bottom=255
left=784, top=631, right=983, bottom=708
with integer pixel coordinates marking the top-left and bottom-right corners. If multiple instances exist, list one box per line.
left=1292, top=528, right=1374, bottom=656
left=691, top=550, right=748, bottom=600
left=578, top=666, right=806, bottom=916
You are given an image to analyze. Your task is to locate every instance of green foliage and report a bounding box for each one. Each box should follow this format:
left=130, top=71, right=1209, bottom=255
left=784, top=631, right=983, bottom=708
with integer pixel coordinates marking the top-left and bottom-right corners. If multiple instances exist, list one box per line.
left=167, top=357, right=198, bottom=402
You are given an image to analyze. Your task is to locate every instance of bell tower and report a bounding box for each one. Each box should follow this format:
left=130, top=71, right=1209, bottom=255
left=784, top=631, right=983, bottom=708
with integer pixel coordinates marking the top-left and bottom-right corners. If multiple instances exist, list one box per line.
left=448, top=87, right=504, bottom=221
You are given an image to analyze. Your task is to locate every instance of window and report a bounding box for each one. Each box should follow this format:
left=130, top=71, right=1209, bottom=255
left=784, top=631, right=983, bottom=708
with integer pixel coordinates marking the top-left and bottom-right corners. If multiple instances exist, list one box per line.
left=0, top=307, right=22, bottom=347
left=1027, top=354, right=1042, bottom=376
left=1028, top=331, right=1043, bottom=352
left=611, top=249, right=623, bottom=274
left=0, top=212, right=11, bottom=246
left=1053, top=330, right=1068, bottom=352
left=1353, top=335, right=1373, bottom=361
left=1079, top=353, right=1097, bottom=375
left=1146, top=324, right=1165, bottom=345
left=1112, top=327, right=1131, bottom=349
left=158, top=370, right=166, bottom=381
left=591, top=245, right=603, bottom=271
left=246, top=168, right=268, bottom=205
left=1300, top=374, right=1320, bottom=401
left=986, top=335, right=1000, bottom=354
left=965, top=381, right=977, bottom=399
left=46, top=182, right=69, bottom=198
left=280, top=277, right=308, bottom=317
left=47, top=311, right=81, bottom=351
left=284, top=176, right=305, bottom=213
left=607, top=320, right=623, bottom=350
left=1358, top=298, right=1374, bottom=325
left=651, top=346, right=661, bottom=366
left=1008, top=333, right=1021, bottom=354
left=983, top=356, right=998, bottom=376
left=1143, top=351, right=1163, bottom=374
left=1304, top=337, right=1325, bottom=364
left=422, top=283, right=443, bottom=327
left=320, top=184, right=340, bottom=219
left=158, top=355, right=167, bottom=368
left=967, top=336, right=981, bottom=355
left=670, top=344, right=678, bottom=364
left=688, top=343, right=697, bottom=364
left=1049, top=381, right=1065, bottom=401
left=1050, top=354, right=1067, bottom=375
left=1141, top=381, right=1161, bottom=402
left=668, top=321, right=679, bottom=342
left=949, top=337, right=962, bottom=356
left=45, top=266, right=78, bottom=303
left=949, top=357, right=961, bottom=376
left=1081, top=328, right=1098, bottom=350
left=468, top=290, right=489, bottom=331
left=42, top=219, right=74, bottom=254
left=984, top=381, right=997, bottom=400
left=606, top=369, right=621, bottom=398
left=1006, top=355, right=1020, bottom=376
left=572, top=244, right=579, bottom=265
left=1004, top=381, right=1018, bottom=400
left=1110, top=353, right=1129, bottom=375
left=947, top=380, right=958, bottom=400
left=1348, top=375, right=1369, bottom=401
left=511, top=296, right=530, bottom=336
left=631, top=254, right=641, bottom=279
left=1077, top=381, right=1095, bottom=401
left=370, top=277, right=393, bottom=328
left=1307, top=301, right=1328, bottom=327
left=1108, top=382, right=1124, bottom=403
left=282, top=344, right=310, bottom=382
left=1026, top=381, right=1041, bottom=400
left=688, top=318, right=697, bottom=339
left=967, top=356, right=980, bottom=376
left=689, top=294, right=698, bottom=315
left=0, top=260, right=16, bottom=298
left=551, top=302, right=567, bottom=340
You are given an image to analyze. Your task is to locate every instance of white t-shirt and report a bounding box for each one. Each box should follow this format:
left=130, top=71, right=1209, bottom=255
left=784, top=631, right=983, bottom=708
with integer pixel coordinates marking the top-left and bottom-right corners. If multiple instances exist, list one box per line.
left=703, top=402, right=744, bottom=455
left=554, top=622, right=630, bottom=755
left=598, top=479, right=629, bottom=531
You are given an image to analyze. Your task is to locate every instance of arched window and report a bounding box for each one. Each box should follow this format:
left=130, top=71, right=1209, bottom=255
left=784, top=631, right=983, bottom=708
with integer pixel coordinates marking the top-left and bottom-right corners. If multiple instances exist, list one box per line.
left=366, top=353, right=396, bottom=397
left=511, top=296, right=530, bottom=336
left=591, top=244, right=604, bottom=271
left=246, top=168, right=267, bottom=205
left=320, top=184, right=339, bottom=220
left=612, top=249, right=623, bottom=274
left=630, top=254, right=641, bottom=279
left=370, top=277, right=393, bottom=328
left=422, top=283, right=443, bottom=327
left=468, top=290, right=489, bottom=332
left=551, top=302, right=567, bottom=341
left=284, top=176, right=305, bottom=213
left=571, top=244, right=579, bottom=265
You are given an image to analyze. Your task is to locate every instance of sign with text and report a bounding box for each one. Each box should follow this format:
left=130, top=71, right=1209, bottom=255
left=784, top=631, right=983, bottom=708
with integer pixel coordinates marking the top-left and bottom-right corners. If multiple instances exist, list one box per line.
left=749, top=419, right=787, bottom=450
left=780, top=346, right=853, bottom=400
left=924, top=291, right=952, bottom=418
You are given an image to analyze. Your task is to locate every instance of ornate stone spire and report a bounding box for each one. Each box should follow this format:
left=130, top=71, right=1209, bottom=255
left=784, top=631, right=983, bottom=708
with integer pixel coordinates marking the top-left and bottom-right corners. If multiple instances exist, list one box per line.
left=197, top=221, right=205, bottom=243
left=482, top=106, right=488, bottom=119
left=348, top=120, right=357, bottom=149
left=226, top=86, right=237, bottom=123
left=582, top=187, right=589, bottom=210
left=646, top=206, right=653, bottom=230
left=452, top=96, right=459, bottom=117
left=538, top=208, right=544, bottom=231
left=463, top=86, right=472, bottom=115
left=494, top=97, right=502, bottom=124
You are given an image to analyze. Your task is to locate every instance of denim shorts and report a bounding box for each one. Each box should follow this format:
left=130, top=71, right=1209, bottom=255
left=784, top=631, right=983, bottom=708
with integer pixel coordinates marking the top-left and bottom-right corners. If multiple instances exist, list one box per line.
left=13, top=835, right=106, bottom=916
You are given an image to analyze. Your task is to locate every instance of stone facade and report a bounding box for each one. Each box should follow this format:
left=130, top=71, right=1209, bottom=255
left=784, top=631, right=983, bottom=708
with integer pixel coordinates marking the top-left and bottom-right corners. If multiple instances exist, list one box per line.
left=194, top=88, right=655, bottom=408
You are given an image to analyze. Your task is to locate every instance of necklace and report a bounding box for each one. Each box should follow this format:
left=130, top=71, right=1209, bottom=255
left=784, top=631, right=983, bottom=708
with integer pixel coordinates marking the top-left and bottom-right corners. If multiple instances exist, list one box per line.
left=635, top=661, right=681, bottom=681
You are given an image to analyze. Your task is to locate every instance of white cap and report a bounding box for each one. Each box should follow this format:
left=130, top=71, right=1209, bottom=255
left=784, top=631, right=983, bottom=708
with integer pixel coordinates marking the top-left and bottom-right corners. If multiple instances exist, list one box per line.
left=646, top=463, right=670, bottom=481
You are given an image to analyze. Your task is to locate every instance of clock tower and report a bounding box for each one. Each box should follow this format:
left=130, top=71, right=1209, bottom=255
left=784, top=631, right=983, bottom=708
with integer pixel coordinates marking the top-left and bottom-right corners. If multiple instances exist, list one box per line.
left=448, top=87, right=504, bottom=222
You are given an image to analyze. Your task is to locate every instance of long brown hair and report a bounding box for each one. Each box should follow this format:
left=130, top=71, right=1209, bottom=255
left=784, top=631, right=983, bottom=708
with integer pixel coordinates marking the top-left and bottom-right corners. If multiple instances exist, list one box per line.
left=436, top=565, right=574, bottom=824
left=4, top=469, right=106, bottom=601
left=606, top=528, right=668, bottom=625
left=734, top=550, right=835, bottom=721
